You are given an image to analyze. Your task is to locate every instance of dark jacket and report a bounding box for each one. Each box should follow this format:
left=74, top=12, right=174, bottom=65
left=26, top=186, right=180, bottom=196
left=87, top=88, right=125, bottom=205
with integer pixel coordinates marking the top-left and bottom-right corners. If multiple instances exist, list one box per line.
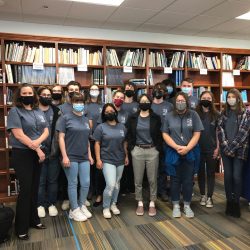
left=125, top=111, right=162, bottom=153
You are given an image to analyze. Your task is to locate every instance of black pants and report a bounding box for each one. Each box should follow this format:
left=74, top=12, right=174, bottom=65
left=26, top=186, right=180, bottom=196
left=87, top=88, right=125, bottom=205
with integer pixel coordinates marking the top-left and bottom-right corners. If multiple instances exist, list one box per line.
left=221, top=153, right=244, bottom=202
left=198, top=153, right=217, bottom=198
left=11, top=148, right=41, bottom=235
left=58, top=165, right=68, bottom=201
left=120, top=152, right=134, bottom=193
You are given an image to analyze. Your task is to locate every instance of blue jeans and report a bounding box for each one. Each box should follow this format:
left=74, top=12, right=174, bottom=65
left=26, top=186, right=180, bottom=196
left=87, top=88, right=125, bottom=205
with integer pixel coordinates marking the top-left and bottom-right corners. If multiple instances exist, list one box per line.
left=102, top=163, right=124, bottom=209
left=170, top=159, right=194, bottom=204
left=63, top=161, right=90, bottom=210
left=38, top=158, right=60, bottom=207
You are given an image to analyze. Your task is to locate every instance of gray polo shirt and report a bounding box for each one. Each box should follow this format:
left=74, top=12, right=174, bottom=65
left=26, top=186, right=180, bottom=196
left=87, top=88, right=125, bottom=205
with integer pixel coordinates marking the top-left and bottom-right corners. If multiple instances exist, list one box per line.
left=93, top=122, right=126, bottom=167
left=162, top=110, right=204, bottom=146
left=7, top=107, right=49, bottom=149
left=151, top=100, right=174, bottom=122
left=56, top=112, right=90, bottom=162
left=136, top=115, right=152, bottom=145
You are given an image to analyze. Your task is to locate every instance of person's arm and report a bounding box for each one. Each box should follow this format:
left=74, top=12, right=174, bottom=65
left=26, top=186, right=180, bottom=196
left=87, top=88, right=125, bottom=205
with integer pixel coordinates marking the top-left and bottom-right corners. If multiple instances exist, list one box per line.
left=31, top=128, right=49, bottom=149
left=88, top=141, right=94, bottom=165
left=58, top=132, right=70, bottom=167
left=11, top=128, right=35, bottom=149
left=124, top=141, right=129, bottom=166
left=94, top=141, right=103, bottom=169
left=178, top=132, right=201, bottom=155
left=162, top=132, right=180, bottom=151
left=213, top=129, right=220, bottom=159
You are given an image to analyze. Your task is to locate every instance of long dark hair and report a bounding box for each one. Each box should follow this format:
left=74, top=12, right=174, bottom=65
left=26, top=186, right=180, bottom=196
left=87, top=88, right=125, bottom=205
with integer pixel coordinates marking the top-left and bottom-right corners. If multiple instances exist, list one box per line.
left=224, top=88, right=245, bottom=115
left=101, top=103, right=119, bottom=123
left=162, top=78, right=177, bottom=99
left=13, top=83, right=39, bottom=108
left=196, top=91, right=219, bottom=121
left=85, top=84, right=102, bottom=104
left=173, top=92, right=190, bottom=115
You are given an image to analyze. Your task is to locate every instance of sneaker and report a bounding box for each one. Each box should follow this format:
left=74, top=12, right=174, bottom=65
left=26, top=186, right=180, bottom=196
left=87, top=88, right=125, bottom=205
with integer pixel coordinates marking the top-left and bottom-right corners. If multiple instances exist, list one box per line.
left=48, top=205, right=58, bottom=217
left=103, top=208, right=112, bottom=219
left=80, top=205, right=92, bottom=219
left=37, top=206, right=46, bottom=218
left=206, top=197, right=214, bottom=208
left=85, top=200, right=91, bottom=207
left=136, top=205, right=144, bottom=216
left=61, top=200, right=70, bottom=211
left=148, top=206, right=156, bottom=217
left=69, top=208, right=87, bottom=222
left=184, top=205, right=194, bottom=218
left=110, top=203, right=120, bottom=215
left=200, top=195, right=206, bottom=206
left=172, top=204, right=181, bottom=218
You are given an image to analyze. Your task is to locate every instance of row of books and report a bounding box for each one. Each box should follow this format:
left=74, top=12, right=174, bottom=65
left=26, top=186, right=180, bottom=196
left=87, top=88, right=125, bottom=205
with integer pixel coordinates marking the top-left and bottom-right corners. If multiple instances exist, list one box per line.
left=187, top=53, right=221, bottom=69
left=236, top=56, right=250, bottom=70
left=58, top=48, right=103, bottom=65
left=222, top=54, right=233, bottom=70
left=172, top=70, right=184, bottom=86
left=5, top=43, right=56, bottom=63
left=92, top=69, right=104, bottom=85
left=221, top=90, right=248, bottom=103
left=106, top=49, right=146, bottom=67
left=129, top=78, right=146, bottom=86
left=193, top=86, right=208, bottom=98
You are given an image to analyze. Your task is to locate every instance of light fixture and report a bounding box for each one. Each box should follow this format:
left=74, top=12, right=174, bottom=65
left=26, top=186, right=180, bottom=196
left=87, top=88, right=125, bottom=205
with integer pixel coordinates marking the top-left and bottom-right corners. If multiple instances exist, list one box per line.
left=67, top=0, right=124, bottom=6
left=236, top=11, right=250, bottom=20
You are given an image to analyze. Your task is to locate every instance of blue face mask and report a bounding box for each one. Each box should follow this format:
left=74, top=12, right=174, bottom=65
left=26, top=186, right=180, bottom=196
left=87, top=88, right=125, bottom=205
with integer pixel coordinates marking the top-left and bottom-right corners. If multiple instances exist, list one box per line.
left=167, top=86, right=173, bottom=95
left=73, top=103, right=84, bottom=112
left=181, top=87, right=192, bottom=95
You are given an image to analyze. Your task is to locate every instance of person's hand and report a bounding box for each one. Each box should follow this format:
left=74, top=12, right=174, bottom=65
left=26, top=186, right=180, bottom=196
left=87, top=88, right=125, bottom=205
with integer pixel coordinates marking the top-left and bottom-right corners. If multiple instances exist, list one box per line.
left=62, top=156, right=70, bottom=168
left=96, top=159, right=103, bottom=169
left=37, top=149, right=45, bottom=163
left=177, top=146, right=189, bottom=156
left=213, top=148, right=219, bottom=159
left=29, top=140, right=40, bottom=150
left=125, top=156, right=129, bottom=166
left=89, top=156, right=94, bottom=165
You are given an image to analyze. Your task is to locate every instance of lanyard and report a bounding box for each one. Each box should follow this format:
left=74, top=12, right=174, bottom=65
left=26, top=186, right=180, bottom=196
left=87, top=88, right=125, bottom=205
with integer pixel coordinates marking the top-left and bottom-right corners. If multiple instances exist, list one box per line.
left=178, top=114, right=185, bottom=141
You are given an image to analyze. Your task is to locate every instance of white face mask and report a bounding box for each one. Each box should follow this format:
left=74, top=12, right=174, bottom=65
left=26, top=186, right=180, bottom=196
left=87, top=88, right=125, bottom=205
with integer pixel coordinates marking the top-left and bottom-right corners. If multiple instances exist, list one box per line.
left=227, top=98, right=237, bottom=106
left=90, top=90, right=99, bottom=98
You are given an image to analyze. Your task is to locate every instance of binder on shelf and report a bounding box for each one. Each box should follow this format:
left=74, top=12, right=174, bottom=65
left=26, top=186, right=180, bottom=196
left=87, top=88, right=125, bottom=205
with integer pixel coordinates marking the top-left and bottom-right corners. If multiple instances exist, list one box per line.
left=222, top=72, right=234, bottom=87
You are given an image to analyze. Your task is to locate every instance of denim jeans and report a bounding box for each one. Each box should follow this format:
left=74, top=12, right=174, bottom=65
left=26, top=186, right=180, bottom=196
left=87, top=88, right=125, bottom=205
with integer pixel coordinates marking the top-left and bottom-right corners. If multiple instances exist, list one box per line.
left=63, top=161, right=90, bottom=210
left=170, top=159, right=194, bottom=204
left=38, top=158, right=60, bottom=207
left=102, top=163, right=124, bottom=209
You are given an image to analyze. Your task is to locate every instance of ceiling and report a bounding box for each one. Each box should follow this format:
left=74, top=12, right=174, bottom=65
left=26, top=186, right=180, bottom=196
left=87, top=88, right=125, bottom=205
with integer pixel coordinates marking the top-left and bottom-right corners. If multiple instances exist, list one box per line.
left=1, top=0, right=250, bottom=40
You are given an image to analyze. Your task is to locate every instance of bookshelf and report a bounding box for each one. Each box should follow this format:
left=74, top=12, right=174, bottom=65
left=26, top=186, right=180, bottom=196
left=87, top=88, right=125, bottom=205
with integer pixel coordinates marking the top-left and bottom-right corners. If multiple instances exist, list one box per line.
left=1, top=32, right=250, bottom=202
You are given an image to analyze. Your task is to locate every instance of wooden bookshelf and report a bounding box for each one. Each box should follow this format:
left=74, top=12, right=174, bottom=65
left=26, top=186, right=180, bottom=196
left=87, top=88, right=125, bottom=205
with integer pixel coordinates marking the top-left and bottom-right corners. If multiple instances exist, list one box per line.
left=1, top=32, right=250, bottom=202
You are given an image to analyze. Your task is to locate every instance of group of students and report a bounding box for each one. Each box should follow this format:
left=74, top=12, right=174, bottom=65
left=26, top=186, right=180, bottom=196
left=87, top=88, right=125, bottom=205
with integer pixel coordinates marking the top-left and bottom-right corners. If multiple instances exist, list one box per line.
left=7, top=77, right=250, bottom=240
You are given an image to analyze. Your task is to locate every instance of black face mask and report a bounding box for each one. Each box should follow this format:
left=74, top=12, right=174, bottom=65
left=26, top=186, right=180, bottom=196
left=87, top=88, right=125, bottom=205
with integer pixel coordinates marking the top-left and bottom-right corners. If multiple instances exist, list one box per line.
left=200, top=100, right=212, bottom=108
left=125, top=90, right=135, bottom=98
left=19, top=96, right=35, bottom=105
left=105, top=112, right=117, bottom=121
left=153, top=91, right=164, bottom=99
left=68, top=92, right=76, bottom=98
left=39, top=96, right=52, bottom=106
left=52, top=93, right=62, bottom=101
left=139, top=103, right=151, bottom=111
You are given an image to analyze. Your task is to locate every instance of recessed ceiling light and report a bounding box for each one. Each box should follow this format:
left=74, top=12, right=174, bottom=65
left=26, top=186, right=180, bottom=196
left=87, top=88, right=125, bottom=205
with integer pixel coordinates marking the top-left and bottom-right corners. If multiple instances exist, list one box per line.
left=66, top=0, right=124, bottom=6
left=236, top=11, right=250, bottom=20
left=0, top=0, right=5, bottom=7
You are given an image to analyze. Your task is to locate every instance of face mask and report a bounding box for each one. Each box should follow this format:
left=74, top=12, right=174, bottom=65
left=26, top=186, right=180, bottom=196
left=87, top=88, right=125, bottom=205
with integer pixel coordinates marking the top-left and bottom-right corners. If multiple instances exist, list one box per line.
left=68, top=92, right=76, bottom=98
left=227, top=98, right=237, bottom=107
left=90, top=90, right=99, bottom=98
left=52, top=93, right=62, bottom=101
left=176, top=102, right=187, bottom=111
left=181, top=87, right=192, bottom=95
left=139, top=103, right=151, bottom=111
left=39, top=96, right=52, bottom=106
left=125, top=90, right=135, bottom=98
left=200, top=100, right=212, bottom=108
left=153, top=90, right=164, bottom=99
left=166, top=86, right=173, bottom=95
left=105, top=112, right=116, bottom=121
left=113, top=98, right=124, bottom=107
left=73, top=103, right=84, bottom=112
left=19, top=96, right=35, bottom=105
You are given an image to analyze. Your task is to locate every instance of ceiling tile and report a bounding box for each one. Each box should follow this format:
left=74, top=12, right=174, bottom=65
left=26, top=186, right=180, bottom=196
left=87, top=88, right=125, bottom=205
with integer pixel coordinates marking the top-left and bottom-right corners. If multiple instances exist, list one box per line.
left=22, top=14, right=65, bottom=25
left=0, top=0, right=21, bottom=13
left=136, top=23, right=173, bottom=33
left=121, top=0, right=175, bottom=11
left=108, top=7, right=158, bottom=23
left=102, top=21, right=140, bottom=30
left=64, top=18, right=102, bottom=28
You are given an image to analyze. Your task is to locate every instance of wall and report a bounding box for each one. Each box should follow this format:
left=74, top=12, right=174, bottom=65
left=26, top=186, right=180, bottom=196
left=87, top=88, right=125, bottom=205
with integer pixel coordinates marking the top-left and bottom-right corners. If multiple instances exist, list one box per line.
left=0, top=20, right=250, bottom=49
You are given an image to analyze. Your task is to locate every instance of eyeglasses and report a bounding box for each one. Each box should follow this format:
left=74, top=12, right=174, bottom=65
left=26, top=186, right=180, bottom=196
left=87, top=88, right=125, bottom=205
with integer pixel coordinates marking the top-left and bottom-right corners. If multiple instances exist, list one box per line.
left=40, top=94, right=52, bottom=98
left=176, top=100, right=186, bottom=103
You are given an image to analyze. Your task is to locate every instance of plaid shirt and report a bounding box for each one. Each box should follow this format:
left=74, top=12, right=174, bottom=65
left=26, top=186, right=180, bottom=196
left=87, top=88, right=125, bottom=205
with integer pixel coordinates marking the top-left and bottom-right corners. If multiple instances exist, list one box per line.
left=217, top=109, right=250, bottom=160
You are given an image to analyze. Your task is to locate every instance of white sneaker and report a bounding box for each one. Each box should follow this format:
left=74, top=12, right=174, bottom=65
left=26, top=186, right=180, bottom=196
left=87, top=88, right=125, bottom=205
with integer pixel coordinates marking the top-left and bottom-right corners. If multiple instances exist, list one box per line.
left=172, top=204, right=181, bottom=218
left=200, top=195, right=206, bottom=206
left=184, top=205, right=194, bottom=218
left=110, top=203, right=120, bottom=215
left=37, top=206, right=46, bottom=218
left=206, top=197, right=214, bottom=208
left=69, top=208, right=87, bottom=222
left=48, top=205, right=58, bottom=217
left=85, top=200, right=91, bottom=207
left=61, top=200, right=70, bottom=211
left=103, top=208, right=112, bottom=219
left=80, top=205, right=92, bottom=219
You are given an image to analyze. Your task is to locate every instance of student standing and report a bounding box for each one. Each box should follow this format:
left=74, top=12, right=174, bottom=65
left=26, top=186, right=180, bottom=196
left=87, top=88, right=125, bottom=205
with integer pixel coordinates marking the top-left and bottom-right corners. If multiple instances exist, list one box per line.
left=51, top=84, right=64, bottom=106
left=122, top=82, right=139, bottom=115
left=180, top=78, right=198, bottom=109
left=196, top=91, right=220, bottom=208
left=218, top=88, right=250, bottom=218
left=7, top=84, right=49, bottom=240
left=93, top=104, right=128, bottom=219
left=162, top=92, right=203, bottom=218
left=162, top=78, right=177, bottom=105
left=57, top=93, right=94, bottom=222
left=126, top=94, right=162, bottom=216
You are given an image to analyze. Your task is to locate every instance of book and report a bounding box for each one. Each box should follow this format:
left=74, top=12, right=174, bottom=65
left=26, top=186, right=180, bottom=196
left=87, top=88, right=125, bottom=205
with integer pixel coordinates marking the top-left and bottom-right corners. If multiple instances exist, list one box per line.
left=222, top=54, right=233, bottom=70
left=222, top=72, right=234, bottom=87
left=92, top=69, right=104, bottom=85
left=58, top=67, right=75, bottom=85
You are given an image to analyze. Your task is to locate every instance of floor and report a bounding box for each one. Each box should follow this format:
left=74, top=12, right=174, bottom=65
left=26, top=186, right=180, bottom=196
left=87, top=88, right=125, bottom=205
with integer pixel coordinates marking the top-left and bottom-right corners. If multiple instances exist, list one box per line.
left=1, top=175, right=250, bottom=250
